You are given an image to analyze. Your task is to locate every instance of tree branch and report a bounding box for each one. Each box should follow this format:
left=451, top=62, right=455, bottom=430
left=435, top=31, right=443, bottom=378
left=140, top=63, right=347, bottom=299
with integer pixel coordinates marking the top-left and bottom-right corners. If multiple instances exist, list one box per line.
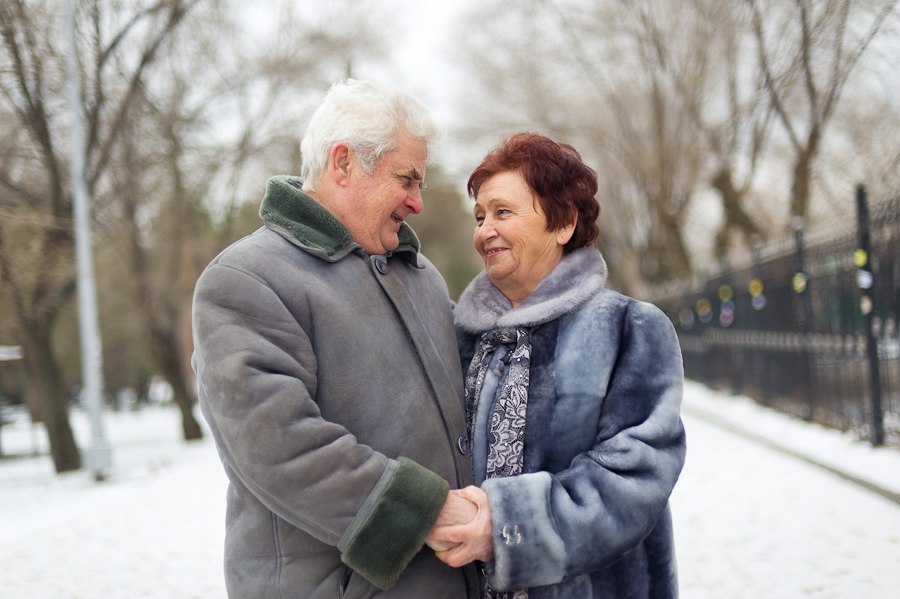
left=88, top=0, right=202, bottom=192
left=748, top=0, right=801, bottom=150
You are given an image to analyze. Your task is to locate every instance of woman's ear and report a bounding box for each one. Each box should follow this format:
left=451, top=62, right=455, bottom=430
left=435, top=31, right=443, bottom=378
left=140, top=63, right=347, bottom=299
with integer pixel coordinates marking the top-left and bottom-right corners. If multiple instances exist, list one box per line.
left=557, top=217, right=577, bottom=246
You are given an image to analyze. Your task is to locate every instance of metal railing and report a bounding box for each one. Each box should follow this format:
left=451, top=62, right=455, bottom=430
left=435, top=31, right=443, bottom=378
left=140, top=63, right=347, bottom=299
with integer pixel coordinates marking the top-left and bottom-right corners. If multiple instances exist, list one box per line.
left=652, top=186, right=900, bottom=446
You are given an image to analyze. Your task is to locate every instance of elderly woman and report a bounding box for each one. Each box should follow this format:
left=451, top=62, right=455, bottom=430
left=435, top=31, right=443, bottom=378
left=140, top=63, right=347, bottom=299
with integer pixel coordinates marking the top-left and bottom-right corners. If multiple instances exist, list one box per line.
left=427, top=133, right=686, bottom=598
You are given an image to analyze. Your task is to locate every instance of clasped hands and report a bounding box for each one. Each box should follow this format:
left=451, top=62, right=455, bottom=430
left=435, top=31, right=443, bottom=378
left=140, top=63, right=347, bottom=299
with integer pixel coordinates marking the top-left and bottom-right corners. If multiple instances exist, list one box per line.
left=426, top=485, right=494, bottom=567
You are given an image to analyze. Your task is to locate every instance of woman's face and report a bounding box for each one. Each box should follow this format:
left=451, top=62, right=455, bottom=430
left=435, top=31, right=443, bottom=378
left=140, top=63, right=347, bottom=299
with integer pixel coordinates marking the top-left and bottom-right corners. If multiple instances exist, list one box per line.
left=473, top=171, right=573, bottom=307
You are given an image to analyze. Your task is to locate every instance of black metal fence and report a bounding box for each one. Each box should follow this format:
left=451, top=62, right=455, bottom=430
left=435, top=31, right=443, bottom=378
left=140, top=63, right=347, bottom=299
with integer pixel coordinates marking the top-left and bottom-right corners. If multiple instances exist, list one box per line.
left=652, top=186, right=900, bottom=446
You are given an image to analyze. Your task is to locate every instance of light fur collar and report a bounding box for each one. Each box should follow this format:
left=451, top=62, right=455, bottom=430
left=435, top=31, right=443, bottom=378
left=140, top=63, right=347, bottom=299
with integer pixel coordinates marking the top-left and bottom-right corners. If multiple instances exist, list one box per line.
left=455, top=247, right=607, bottom=333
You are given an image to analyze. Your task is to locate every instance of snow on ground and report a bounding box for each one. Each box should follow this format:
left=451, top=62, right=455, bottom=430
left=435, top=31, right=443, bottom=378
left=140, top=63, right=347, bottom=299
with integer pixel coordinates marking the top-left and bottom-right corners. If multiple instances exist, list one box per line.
left=1, top=380, right=899, bottom=598
left=674, top=381, right=900, bottom=599
left=0, top=406, right=228, bottom=598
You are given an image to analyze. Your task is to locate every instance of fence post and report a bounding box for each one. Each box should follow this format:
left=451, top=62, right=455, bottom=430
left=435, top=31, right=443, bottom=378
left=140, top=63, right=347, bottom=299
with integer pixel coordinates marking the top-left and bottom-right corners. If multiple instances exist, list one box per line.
left=856, top=184, right=884, bottom=446
left=792, top=220, right=815, bottom=420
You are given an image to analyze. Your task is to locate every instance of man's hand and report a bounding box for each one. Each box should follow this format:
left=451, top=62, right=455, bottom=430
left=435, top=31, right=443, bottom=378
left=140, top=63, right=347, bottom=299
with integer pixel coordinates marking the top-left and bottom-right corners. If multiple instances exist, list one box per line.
left=427, top=486, right=494, bottom=566
left=426, top=489, right=478, bottom=551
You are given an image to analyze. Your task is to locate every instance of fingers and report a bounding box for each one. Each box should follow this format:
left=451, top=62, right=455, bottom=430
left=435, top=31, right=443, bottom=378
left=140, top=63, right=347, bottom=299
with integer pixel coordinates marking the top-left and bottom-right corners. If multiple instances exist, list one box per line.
left=456, top=485, right=489, bottom=508
left=427, top=489, right=479, bottom=555
left=430, top=486, right=495, bottom=566
left=435, top=544, right=474, bottom=568
left=425, top=536, right=458, bottom=552
left=426, top=521, right=467, bottom=552
left=429, top=522, right=482, bottom=566
left=433, top=490, right=478, bottom=527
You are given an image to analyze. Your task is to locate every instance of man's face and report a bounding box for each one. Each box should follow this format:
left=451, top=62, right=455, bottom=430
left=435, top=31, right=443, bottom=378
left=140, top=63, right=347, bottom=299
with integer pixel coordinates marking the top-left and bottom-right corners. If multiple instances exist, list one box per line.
left=345, top=134, right=427, bottom=255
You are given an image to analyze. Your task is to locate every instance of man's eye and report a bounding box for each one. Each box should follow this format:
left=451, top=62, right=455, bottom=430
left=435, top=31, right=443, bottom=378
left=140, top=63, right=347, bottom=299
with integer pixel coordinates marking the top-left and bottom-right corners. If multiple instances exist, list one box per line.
left=401, top=176, right=423, bottom=190
left=418, top=182, right=428, bottom=191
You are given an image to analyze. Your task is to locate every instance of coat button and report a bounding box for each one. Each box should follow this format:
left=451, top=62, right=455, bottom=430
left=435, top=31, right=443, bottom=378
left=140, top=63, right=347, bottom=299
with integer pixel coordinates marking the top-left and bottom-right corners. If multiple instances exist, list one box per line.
left=374, top=256, right=389, bottom=275
left=457, top=435, right=469, bottom=455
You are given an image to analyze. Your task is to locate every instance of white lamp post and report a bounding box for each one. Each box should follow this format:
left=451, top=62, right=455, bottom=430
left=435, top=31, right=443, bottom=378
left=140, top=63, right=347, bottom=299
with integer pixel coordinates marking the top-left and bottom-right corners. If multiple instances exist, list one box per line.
left=66, top=0, right=112, bottom=480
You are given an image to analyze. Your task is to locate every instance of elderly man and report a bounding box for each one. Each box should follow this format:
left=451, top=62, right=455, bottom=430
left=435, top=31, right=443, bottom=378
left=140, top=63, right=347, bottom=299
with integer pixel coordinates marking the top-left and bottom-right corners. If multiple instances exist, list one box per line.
left=192, top=79, right=479, bottom=598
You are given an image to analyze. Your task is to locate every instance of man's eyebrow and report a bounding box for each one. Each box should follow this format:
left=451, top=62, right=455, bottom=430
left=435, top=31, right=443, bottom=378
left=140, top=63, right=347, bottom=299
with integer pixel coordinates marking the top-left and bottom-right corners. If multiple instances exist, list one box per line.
left=402, top=168, right=423, bottom=181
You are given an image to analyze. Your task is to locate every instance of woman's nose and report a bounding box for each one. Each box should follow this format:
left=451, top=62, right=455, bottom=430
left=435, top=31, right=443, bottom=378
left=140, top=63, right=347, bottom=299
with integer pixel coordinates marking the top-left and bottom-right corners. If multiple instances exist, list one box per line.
left=475, top=219, right=497, bottom=243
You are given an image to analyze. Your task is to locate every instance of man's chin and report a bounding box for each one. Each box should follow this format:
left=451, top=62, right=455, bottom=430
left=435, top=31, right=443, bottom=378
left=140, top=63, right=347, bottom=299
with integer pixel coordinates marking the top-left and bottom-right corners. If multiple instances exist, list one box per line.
left=382, top=232, right=401, bottom=252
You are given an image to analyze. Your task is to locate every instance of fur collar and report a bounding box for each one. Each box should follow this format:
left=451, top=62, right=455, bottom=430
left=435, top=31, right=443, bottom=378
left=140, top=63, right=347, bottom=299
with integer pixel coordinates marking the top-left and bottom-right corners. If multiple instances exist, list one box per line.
left=455, top=247, right=608, bottom=332
left=259, top=175, right=421, bottom=263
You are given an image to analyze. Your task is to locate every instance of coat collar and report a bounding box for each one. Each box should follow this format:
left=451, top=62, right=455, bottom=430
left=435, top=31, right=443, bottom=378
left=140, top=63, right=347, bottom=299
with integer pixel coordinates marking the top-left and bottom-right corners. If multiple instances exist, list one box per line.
left=455, top=247, right=608, bottom=333
left=259, top=175, right=421, bottom=263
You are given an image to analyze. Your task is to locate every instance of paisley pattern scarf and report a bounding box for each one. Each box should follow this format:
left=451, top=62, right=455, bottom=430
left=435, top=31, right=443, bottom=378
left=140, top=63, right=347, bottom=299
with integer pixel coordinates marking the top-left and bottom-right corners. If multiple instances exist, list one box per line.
left=464, top=327, right=531, bottom=599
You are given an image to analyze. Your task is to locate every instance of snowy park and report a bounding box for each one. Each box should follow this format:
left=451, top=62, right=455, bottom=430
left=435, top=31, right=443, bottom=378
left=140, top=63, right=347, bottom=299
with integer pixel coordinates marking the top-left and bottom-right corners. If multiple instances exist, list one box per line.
left=1, top=379, right=899, bottom=598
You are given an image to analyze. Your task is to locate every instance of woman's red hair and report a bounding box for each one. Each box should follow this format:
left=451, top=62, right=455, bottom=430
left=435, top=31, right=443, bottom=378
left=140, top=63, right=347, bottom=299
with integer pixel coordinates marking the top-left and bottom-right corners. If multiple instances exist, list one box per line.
left=467, top=133, right=600, bottom=252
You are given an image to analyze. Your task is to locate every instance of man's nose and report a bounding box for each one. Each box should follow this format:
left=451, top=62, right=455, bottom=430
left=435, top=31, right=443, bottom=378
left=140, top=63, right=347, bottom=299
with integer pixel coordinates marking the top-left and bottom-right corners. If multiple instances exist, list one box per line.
left=405, top=189, right=424, bottom=215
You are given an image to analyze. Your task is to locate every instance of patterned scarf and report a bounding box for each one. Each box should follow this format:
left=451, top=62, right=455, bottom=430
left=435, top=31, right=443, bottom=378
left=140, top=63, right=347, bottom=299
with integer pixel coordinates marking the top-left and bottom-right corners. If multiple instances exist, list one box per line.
left=464, top=327, right=531, bottom=599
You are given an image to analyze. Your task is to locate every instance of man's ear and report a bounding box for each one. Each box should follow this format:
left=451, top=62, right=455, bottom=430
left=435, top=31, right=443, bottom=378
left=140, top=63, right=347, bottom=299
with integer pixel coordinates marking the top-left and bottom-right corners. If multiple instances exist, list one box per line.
left=329, top=142, right=352, bottom=187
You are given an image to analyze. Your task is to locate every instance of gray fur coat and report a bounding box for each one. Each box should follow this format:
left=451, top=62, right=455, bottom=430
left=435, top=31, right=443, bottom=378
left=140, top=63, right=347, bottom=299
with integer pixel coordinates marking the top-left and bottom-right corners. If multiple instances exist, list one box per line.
left=455, top=248, right=686, bottom=598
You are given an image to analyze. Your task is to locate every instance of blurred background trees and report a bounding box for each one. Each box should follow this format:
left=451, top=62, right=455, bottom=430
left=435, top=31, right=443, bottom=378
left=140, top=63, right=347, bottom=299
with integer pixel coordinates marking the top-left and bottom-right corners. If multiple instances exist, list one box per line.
left=0, top=0, right=897, bottom=473
left=451, top=0, right=898, bottom=293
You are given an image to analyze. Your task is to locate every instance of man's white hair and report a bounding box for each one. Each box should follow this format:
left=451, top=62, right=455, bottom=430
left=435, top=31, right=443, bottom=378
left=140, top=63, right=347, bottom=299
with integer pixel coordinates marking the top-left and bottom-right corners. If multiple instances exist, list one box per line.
left=300, top=79, right=438, bottom=192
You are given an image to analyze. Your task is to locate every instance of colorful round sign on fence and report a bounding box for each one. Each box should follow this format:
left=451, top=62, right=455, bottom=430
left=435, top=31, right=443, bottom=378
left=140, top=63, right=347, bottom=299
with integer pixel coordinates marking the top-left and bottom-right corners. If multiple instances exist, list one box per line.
left=857, top=269, right=874, bottom=290
left=748, top=278, right=764, bottom=297
left=696, top=298, right=713, bottom=323
left=751, top=294, right=767, bottom=310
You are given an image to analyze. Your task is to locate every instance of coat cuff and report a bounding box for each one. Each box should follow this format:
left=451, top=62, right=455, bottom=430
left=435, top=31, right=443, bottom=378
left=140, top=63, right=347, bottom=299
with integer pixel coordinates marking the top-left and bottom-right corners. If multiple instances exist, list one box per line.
left=338, top=457, right=449, bottom=590
left=482, top=472, right=567, bottom=590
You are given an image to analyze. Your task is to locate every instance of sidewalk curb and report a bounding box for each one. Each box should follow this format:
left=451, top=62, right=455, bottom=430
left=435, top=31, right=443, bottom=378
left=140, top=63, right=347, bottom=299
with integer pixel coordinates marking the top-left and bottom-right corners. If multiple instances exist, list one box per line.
left=682, top=402, right=900, bottom=507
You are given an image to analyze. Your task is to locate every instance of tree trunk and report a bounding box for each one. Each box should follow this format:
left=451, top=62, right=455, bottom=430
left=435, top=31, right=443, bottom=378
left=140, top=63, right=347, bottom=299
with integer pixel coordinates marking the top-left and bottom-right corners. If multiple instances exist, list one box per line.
left=651, top=208, right=692, bottom=281
left=790, top=147, right=814, bottom=221
left=713, top=167, right=763, bottom=252
left=150, top=328, right=202, bottom=440
left=21, top=324, right=81, bottom=472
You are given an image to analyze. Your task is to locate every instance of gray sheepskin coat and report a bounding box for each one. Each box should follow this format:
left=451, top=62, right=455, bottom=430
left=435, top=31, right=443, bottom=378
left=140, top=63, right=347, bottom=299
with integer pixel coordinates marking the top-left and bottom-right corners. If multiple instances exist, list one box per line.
left=455, top=248, right=686, bottom=598
left=192, top=176, right=480, bottom=598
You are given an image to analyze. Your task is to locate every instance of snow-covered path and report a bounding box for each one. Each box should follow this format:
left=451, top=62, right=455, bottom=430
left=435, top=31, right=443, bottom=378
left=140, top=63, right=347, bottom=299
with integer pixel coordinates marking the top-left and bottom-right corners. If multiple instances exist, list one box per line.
left=1, top=382, right=899, bottom=598
left=672, top=409, right=900, bottom=598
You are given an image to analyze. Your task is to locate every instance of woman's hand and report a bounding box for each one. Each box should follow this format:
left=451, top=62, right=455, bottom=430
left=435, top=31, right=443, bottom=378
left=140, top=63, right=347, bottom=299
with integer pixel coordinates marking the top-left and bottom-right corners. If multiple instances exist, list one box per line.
left=426, top=486, right=494, bottom=567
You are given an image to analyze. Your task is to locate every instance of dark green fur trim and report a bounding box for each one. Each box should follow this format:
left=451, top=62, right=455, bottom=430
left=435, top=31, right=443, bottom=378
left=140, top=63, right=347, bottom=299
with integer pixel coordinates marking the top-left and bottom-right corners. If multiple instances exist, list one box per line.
left=258, top=175, right=421, bottom=257
left=341, top=458, right=449, bottom=590
left=259, top=176, right=353, bottom=256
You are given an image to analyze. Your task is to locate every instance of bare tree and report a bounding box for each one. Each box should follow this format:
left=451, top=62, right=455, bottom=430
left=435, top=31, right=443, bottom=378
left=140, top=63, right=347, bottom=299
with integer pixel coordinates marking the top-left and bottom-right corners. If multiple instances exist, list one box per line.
left=627, top=1, right=771, bottom=257
left=749, top=0, right=898, bottom=221
left=0, top=0, right=203, bottom=471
